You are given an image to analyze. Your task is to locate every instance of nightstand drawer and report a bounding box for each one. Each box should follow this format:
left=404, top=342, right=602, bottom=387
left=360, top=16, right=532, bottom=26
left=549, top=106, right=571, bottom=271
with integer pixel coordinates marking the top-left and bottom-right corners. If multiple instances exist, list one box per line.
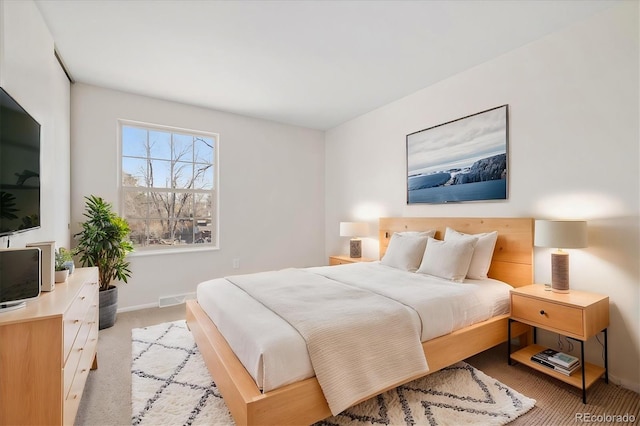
left=511, top=294, right=583, bottom=336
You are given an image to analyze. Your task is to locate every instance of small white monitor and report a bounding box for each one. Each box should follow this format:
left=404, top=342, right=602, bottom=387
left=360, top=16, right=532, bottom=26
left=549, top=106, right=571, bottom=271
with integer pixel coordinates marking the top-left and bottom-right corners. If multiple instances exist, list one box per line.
left=0, top=247, right=41, bottom=312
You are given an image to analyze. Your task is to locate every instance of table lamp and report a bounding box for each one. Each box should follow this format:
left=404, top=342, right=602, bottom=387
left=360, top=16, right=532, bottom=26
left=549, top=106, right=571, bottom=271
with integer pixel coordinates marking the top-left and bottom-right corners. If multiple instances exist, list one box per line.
left=340, top=222, right=368, bottom=258
left=534, top=220, right=587, bottom=293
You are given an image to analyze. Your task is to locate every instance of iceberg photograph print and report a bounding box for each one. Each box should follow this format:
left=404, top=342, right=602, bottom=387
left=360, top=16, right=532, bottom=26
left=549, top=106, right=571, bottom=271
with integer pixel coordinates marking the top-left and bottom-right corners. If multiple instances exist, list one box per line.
left=407, top=105, right=508, bottom=204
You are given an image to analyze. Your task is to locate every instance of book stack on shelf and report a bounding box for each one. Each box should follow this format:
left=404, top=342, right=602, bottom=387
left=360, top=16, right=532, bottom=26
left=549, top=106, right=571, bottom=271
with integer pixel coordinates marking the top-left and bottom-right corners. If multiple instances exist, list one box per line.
left=531, top=349, right=581, bottom=376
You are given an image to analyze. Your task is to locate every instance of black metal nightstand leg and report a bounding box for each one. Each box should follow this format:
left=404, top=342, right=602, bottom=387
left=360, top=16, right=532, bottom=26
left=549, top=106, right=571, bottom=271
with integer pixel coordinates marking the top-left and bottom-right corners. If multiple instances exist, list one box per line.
left=581, top=340, right=586, bottom=404
left=507, top=318, right=512, bottom=365
left=604, top=328, right=609, bottom=384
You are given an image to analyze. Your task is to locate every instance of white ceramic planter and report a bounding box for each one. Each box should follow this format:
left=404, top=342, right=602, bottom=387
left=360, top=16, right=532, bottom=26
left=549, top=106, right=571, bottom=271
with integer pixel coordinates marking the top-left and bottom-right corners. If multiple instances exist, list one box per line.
left=54, top=269, right=69, bottom=283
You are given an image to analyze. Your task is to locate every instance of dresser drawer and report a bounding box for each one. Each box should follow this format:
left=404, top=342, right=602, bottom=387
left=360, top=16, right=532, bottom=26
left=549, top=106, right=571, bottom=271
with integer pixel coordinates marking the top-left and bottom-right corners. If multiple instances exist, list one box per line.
left=64, top=302, right=98, bottom=396
left=67, top=323, right=96, bottom=398
left=63, top=282, right=97, bottom=362
left=64, top=316, right=88, bottom=391
left=64, top=339, right=95, bottom=426
left=63, top=328, right=86, bottom=398
left=511, top=294, right=583, bottom=336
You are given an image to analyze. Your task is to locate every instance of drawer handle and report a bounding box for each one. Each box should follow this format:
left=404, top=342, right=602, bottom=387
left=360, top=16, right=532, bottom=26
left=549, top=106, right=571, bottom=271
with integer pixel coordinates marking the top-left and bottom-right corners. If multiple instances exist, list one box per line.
left=74, top=319, right=80, bottom=324
left=539, top=310, right=546, bottom=316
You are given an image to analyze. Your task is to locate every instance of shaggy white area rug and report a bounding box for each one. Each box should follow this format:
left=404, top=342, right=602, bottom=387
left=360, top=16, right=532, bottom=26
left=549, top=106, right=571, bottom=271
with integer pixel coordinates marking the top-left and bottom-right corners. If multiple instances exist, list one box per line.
left=132, top=320, right=535, bottom=426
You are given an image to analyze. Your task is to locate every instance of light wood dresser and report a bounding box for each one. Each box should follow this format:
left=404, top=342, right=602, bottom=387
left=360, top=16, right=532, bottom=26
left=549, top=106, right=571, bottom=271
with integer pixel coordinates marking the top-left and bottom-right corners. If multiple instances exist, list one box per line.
left=0, top=267, right=99, bottom=425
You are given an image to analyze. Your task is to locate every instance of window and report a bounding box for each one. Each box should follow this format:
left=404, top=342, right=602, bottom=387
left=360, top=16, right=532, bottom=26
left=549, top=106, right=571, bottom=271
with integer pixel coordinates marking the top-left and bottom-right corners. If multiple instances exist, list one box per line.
left=120, top=121, right=218, bottom=251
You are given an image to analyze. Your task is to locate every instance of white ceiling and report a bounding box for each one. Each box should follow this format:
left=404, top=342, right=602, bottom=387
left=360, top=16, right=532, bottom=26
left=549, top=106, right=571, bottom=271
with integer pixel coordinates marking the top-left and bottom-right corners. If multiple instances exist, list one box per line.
left=35, top=0, right=617, bottom=130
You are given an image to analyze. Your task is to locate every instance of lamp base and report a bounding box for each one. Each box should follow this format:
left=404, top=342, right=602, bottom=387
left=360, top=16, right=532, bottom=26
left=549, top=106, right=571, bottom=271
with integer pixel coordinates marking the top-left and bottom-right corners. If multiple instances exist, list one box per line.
left=551, top=251, right=570, bottom=293
left=349, top=238, right=362, bottom=258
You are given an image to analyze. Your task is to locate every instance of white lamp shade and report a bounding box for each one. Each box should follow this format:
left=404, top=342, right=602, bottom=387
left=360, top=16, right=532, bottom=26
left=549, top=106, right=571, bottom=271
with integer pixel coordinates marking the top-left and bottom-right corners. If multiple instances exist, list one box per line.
left=339, top=222, right=368, bottom=237
left=534, top=220, right=587, bottom=249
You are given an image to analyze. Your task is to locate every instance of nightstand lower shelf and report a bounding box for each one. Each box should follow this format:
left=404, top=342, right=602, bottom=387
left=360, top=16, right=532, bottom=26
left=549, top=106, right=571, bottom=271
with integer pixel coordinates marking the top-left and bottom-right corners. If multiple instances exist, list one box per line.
left=510, top=344, right=606, bottom=390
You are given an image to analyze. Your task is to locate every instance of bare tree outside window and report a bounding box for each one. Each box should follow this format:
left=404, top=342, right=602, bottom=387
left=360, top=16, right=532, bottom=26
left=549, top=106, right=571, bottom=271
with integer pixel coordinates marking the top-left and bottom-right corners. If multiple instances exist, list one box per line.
left=120, top=122, right=218, bottom=250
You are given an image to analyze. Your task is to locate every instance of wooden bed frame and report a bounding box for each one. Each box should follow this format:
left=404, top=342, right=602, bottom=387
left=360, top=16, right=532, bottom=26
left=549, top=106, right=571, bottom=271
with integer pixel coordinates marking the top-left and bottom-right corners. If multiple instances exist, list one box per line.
left=186, top=217, right=534, bottom=425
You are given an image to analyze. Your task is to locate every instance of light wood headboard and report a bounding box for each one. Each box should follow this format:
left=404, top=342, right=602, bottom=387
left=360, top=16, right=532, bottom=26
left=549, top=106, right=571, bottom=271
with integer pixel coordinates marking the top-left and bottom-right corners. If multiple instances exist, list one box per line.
left=379, top=217, right=534, bottom=287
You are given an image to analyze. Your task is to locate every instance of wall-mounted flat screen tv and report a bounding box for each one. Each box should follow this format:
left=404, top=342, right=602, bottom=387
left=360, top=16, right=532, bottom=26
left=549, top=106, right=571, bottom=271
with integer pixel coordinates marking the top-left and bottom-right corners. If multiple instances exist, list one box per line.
left=0, top=87, right=41, bottom=236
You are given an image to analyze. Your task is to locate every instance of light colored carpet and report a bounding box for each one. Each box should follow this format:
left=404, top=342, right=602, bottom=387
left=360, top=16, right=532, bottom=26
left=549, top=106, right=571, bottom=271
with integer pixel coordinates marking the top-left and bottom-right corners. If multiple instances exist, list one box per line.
left=76, top=306, right=640, bottom=426
left=131, top=320, right=535, bottom=426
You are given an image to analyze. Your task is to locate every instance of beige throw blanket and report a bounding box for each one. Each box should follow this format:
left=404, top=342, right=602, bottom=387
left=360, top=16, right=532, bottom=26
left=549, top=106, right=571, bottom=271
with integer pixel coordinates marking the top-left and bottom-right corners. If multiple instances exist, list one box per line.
left=226, top=269, right=428, bottom=415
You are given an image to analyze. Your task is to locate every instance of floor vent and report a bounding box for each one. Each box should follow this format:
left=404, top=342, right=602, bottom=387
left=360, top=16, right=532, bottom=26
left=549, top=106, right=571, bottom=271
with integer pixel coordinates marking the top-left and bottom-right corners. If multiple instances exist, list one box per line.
left=158, top=292, right=196, bottom=308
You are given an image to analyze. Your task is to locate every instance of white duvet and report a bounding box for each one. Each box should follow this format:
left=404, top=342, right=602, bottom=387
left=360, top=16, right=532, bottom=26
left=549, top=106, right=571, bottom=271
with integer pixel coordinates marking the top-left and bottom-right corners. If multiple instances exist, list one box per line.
left=225, top=268, right=428, bottom=415
left=196, top=261, right=512, bottom=393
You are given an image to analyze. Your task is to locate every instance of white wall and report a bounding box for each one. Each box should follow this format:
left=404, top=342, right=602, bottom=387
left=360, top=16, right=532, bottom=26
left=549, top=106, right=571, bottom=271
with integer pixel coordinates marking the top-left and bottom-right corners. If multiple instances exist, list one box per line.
left=0, top=0, right=71, bottom=250
left=325, top=3, right=639, bottom=392
left=71, top=84, right=325, bottom=310
left=7, top=0, right=637, bottom=395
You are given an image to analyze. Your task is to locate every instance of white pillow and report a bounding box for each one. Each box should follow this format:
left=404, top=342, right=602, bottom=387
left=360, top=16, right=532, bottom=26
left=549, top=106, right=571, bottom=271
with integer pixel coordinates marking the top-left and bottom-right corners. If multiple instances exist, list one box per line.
left=444, top=227, right=498, bottom=279
left=381, top=233, right=430, bottom=272
left=416, top=237, right=477, bottom=282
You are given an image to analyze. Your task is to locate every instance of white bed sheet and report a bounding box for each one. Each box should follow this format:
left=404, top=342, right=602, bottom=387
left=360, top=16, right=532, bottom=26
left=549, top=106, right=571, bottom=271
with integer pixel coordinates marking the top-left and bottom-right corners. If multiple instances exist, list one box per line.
left=195, top=261, right=512, bottom=392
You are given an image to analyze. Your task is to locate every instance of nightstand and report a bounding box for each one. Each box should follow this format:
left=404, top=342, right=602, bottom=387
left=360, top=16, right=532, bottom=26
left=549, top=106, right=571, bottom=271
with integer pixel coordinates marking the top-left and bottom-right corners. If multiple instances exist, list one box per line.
left=508, top=285, right=609, bottom=403
left=329, top=255, right=375, bottom=265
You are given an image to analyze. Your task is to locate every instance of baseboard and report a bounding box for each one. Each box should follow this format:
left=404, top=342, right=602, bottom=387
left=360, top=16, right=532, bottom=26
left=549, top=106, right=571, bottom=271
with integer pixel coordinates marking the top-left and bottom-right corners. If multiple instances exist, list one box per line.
left=116, top=292, right=197, bottom=313
left=159, top=292, right=196, bottom=307
left=609, top=373, right=640, bottom=394
left=117, top=302, right=158, bottom=313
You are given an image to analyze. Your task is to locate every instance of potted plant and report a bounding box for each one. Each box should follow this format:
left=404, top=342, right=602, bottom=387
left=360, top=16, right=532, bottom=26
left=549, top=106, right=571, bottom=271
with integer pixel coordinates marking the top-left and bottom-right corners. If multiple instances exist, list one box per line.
left=54, top=250, right=70, bottom=283
left=75, top=195, right=133, bottom=329
left=58, top=247, right=76, bottom=274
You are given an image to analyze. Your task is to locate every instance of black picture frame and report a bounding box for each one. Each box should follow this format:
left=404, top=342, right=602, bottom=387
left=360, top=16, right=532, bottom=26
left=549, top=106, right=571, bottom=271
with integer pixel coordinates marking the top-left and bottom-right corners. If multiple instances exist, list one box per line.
left=406, top=105, right=508, bottom=204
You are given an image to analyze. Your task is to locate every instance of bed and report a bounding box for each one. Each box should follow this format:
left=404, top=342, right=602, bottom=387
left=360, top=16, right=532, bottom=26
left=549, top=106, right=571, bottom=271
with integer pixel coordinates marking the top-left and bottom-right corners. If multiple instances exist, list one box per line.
left=186, top=217, right=534, bottom=425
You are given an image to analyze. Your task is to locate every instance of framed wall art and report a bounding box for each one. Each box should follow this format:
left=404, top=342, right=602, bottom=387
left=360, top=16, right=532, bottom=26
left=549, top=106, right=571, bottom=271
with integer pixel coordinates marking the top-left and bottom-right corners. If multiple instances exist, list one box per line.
left=407, top=105, right=508, bottom=204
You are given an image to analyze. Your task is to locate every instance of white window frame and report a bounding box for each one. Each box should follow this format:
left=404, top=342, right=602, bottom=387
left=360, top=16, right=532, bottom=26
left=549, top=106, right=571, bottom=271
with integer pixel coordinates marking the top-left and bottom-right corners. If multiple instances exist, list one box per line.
left=118, top=119, right=219, bottom=254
